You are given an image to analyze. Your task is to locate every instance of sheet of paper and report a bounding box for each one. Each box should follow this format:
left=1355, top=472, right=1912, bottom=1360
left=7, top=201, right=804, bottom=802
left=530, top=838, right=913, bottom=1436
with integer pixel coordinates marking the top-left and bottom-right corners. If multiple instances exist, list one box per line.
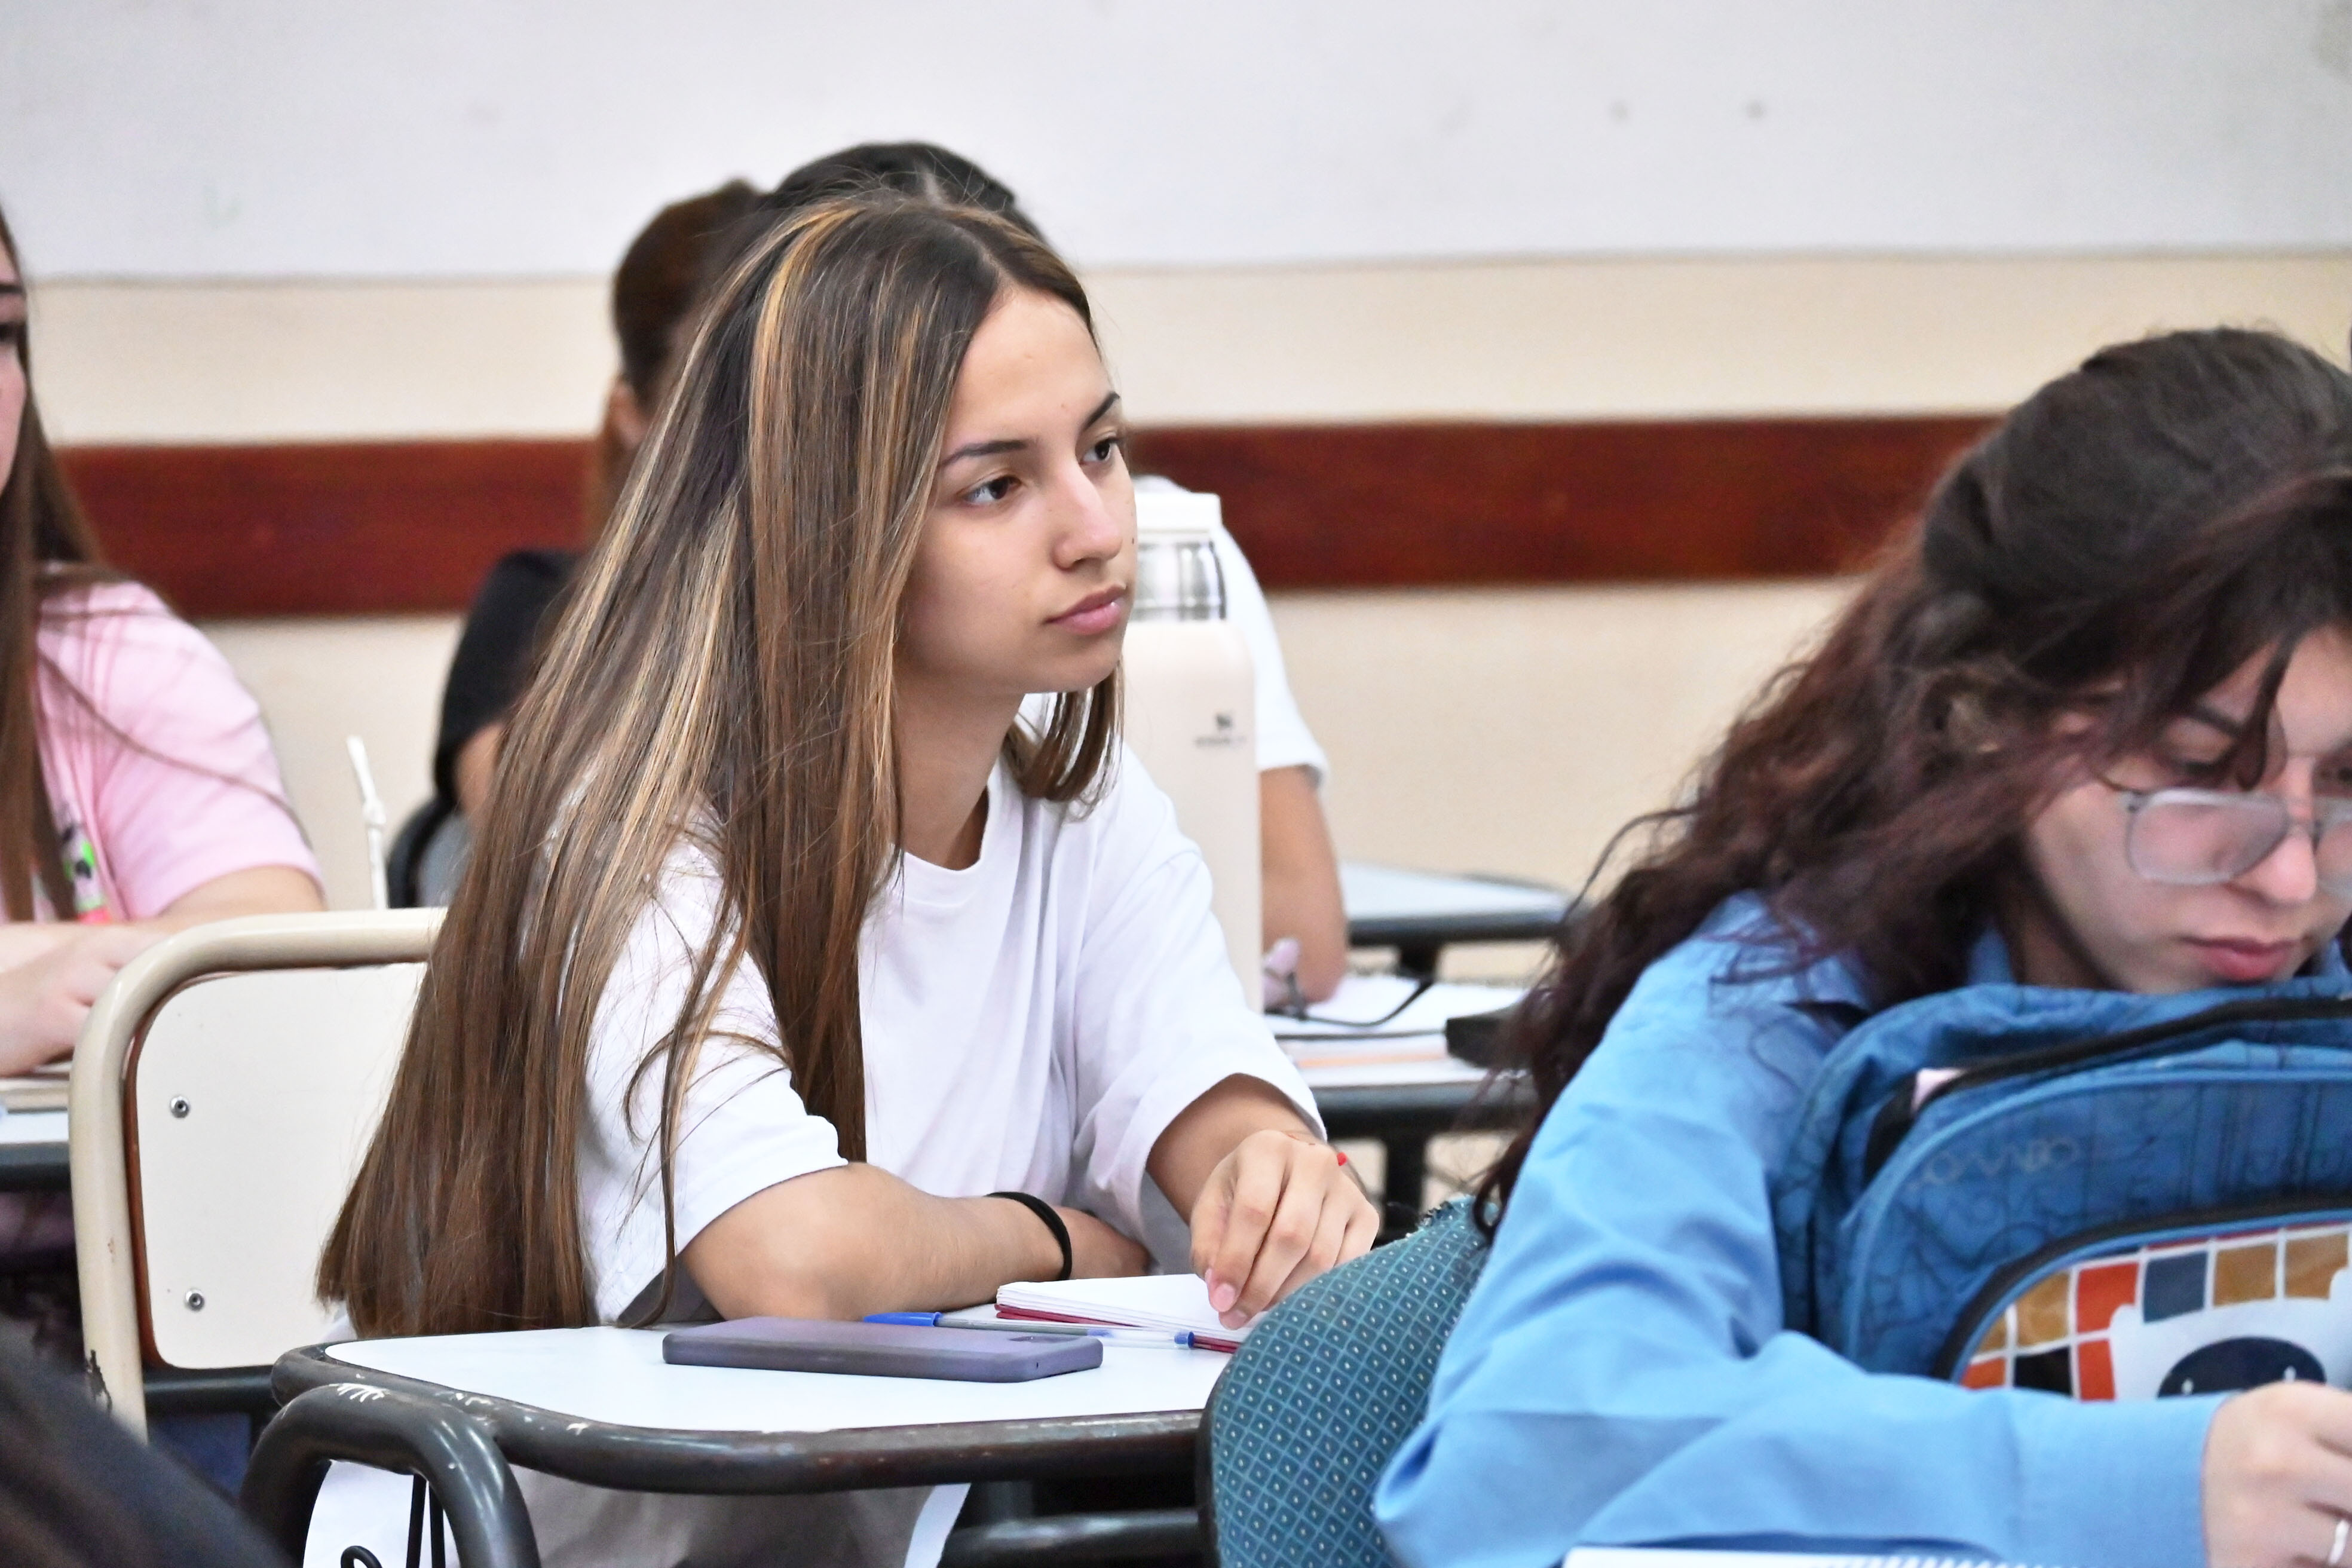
left=997, top=1272, right=1258, bottom=1343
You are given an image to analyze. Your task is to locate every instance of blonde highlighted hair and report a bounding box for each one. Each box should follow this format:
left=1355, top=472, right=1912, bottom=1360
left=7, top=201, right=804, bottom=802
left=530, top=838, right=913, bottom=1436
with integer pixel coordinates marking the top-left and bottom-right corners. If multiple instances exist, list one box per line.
left=321, top=194, right=1117, bottom=1337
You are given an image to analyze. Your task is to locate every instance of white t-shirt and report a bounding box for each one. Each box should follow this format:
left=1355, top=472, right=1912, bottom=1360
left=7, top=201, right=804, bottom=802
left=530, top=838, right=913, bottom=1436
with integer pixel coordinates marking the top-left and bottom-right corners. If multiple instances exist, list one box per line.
left=578, top=745, right=1322, bottom=1322
left=1200, top=512, right=1329, bottom=783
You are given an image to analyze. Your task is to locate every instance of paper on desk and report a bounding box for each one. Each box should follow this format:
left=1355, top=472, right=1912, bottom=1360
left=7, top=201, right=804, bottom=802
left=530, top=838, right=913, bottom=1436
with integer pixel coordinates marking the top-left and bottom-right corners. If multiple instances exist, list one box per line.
left=1270, top=975, right=1524, bottom=1040
left=997, top=1273, right=1258, bottom=1349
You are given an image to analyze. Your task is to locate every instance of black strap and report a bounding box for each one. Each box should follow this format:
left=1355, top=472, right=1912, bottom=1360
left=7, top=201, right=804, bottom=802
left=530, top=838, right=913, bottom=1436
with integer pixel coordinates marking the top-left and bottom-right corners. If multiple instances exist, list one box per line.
left=989, top=1190, right=1073, bottom=1282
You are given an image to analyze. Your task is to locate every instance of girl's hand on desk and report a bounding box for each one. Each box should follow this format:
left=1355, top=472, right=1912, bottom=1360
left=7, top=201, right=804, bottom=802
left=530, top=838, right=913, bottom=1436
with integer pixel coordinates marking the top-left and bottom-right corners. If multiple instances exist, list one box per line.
left=1190, top=1127, right=1377, bottom=1330
left=0, top=923, right=164, bottom=1074
left=2203, top=1379, right=2352, bottom=1568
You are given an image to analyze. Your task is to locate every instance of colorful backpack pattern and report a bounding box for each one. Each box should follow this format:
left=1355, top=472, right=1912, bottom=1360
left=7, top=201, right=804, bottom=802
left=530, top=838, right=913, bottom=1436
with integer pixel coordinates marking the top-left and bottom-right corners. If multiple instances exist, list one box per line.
left=1771, top=977, right=2352, bottom=1399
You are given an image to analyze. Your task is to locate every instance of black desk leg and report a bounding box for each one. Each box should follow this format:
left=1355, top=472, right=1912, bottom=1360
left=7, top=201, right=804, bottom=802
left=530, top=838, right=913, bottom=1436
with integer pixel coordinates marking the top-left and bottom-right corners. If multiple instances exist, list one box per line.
left=1380, top=1135, right=1429, bottom=1238
left=1393, top=942, right=1443, bottom=983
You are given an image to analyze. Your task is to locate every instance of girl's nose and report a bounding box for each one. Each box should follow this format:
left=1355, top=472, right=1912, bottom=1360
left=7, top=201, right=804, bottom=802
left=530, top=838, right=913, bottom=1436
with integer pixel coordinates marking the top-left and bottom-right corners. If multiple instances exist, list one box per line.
left=1052, top=468, right=1126, bottom=569
left=2241, top=813, right=2323, bottom=905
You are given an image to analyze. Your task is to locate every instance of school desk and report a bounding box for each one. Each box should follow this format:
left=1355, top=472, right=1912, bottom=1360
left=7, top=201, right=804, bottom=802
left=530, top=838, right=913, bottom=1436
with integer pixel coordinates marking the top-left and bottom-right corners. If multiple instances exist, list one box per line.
left=0, top=1107, right=68, bottom=1190
left=1342, top=861, right=1572, bottom=978
left=251, top=1328, right=1232, bottom=1564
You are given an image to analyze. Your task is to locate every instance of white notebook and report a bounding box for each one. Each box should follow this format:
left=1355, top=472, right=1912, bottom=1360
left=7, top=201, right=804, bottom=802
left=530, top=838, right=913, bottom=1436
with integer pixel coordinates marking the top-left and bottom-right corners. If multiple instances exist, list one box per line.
left=995, top=1273, right=1259, bottom=1350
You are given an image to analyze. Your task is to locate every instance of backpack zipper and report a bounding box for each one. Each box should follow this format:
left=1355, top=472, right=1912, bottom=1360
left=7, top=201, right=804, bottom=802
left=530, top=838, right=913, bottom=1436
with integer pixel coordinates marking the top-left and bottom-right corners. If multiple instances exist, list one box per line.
left=1860, top=993, right=2352, bottom=1183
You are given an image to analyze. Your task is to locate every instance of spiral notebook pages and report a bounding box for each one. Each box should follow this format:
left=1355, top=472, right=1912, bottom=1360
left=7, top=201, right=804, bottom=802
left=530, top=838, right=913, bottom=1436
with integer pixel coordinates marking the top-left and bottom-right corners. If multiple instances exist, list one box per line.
left=993, top=1273, right=1258, bottom=1352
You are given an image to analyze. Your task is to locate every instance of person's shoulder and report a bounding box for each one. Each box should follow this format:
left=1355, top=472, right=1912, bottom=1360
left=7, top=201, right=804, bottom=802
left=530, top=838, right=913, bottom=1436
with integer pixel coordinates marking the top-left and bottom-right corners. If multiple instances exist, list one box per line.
left=1619, top=890, right=1873, bottom=1022
left=37, top=577, right=223, bottom=671
left=486, top=547, right=579, bottom=589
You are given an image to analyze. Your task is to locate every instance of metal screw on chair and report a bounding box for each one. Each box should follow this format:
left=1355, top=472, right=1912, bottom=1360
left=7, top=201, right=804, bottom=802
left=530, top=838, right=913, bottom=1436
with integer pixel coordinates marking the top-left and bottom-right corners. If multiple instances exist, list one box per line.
left=170, top=1098, right=191, bottom=1118
left=185, top=1291, right=206, bottom=1311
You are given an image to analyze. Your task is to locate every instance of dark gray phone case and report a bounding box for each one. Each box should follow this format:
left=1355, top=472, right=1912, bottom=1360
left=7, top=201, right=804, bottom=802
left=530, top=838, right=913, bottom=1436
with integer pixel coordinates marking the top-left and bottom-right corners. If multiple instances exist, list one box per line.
left=662, top=1317, right=1104, bottom=1382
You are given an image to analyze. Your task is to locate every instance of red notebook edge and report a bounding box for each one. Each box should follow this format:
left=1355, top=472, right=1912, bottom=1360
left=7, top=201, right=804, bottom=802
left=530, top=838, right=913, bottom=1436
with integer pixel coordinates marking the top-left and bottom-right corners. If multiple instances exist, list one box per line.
left=995, top=1303, right=1246, bottom=1353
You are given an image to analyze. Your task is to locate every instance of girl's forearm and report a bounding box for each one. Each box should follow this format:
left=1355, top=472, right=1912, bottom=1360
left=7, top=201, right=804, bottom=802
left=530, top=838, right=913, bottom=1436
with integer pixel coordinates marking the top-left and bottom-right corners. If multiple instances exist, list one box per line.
left=681, top=1163, right=1080, bottom=1321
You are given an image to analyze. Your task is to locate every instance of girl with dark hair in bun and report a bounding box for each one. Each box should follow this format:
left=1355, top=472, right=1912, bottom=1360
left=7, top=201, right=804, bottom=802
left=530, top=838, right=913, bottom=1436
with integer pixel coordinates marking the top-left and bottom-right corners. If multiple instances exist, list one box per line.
left=1380, top=327, right=2352, bottom=1568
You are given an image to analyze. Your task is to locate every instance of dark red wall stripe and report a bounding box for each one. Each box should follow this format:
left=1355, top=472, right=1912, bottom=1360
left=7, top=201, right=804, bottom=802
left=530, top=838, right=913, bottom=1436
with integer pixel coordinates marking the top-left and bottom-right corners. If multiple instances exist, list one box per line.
left=57, top=416, right=1993, bottom=619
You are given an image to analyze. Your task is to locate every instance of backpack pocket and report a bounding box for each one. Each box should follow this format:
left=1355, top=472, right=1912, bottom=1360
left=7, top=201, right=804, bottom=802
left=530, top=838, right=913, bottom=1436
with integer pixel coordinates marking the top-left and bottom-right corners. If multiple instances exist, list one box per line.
left=1937, top=1205, right=2352, bottom=1399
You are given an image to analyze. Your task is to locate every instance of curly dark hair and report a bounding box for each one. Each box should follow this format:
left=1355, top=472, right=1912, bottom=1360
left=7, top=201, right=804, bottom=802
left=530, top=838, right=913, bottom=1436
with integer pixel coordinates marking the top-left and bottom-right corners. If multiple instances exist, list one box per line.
left=1481, top=326, right=2352, bottom=1226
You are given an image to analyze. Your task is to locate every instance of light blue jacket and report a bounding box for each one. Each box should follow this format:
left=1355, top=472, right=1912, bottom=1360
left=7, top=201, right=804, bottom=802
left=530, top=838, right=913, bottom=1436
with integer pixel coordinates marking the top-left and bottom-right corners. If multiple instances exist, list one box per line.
left=1372, top=895, right=2319, bottom=1568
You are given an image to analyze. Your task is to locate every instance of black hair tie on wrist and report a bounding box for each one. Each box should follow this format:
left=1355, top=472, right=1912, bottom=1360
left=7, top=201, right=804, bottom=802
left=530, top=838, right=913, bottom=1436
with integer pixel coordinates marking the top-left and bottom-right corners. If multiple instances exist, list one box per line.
left=990, top=1190, right=1073, bottom=1282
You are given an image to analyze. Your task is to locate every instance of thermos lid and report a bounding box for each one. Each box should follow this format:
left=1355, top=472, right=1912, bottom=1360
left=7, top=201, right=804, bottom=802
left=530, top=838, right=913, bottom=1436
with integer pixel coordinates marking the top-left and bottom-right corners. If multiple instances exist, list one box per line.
left=1134, top=486, right=1222, bottom=538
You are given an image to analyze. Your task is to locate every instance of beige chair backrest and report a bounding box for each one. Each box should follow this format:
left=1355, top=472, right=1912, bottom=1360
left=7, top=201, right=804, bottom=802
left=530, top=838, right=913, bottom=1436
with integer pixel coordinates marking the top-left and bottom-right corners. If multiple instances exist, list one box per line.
left=70, top=911, right=440, bottom=1435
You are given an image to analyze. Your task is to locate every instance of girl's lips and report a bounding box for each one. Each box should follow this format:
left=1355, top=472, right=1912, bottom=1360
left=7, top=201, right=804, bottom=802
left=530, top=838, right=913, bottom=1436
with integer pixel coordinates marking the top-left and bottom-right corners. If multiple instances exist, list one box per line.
left=1050, top=589, right=1128, bottom=636
left=2183, top=936, right=2305, bottom=984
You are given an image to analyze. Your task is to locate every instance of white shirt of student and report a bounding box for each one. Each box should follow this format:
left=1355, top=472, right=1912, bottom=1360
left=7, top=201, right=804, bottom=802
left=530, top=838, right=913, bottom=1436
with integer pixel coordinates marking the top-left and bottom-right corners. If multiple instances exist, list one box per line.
left=578, top=745, right=1322, bottom=1322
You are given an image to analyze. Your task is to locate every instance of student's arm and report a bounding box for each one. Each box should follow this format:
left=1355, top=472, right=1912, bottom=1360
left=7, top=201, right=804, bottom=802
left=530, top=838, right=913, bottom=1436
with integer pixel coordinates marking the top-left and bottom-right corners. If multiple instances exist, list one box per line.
left=1260, top=765, right=1348, bottom=1003
left=682, top=1165, right=1147, bottom=1322
left=0, top=866, right=326, bottom=1074
left=1375, top=922, right=2222, bottom=1568
left=1147, top=1073, right=1376, bottom=1328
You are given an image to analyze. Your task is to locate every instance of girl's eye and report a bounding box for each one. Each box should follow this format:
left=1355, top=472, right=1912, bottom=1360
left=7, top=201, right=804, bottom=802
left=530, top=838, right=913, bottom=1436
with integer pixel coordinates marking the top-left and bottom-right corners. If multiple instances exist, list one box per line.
left=1085, top=433, right=1124, bottom=465
left=2155, top=749, right=2233, bottom=786
left=961, top=474, right=1017, bottom=506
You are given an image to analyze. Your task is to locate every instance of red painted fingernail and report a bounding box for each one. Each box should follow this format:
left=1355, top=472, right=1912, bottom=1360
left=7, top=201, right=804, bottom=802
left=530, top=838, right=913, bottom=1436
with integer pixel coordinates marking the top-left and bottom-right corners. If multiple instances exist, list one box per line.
left=1334, top=1150, right=1348, bottom=1167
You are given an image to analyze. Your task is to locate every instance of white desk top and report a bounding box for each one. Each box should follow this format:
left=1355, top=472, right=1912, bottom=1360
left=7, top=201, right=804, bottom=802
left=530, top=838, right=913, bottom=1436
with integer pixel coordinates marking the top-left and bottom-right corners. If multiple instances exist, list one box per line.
left=0, top=1108, right=66, bottom=1147
left=329, top=1325, right=1229, bottom=1435
left=1341, top=862, right=1568, bottom=923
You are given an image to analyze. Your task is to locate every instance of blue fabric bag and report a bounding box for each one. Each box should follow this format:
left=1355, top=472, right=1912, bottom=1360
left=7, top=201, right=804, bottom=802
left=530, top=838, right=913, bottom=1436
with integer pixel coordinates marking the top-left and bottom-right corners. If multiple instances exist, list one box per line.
left=1771, top=976, right=2352, bottom=1398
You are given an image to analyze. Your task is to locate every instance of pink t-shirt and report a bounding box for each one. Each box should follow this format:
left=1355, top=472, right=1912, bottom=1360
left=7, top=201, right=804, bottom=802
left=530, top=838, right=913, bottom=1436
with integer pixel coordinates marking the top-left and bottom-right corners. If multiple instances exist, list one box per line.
left=33, top=581, right=320, bottom=921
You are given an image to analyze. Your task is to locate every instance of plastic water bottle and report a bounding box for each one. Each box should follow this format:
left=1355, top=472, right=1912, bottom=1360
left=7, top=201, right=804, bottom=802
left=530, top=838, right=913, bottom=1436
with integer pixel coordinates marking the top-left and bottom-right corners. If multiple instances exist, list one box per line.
left=1121, top=488, right=1260, bottom=997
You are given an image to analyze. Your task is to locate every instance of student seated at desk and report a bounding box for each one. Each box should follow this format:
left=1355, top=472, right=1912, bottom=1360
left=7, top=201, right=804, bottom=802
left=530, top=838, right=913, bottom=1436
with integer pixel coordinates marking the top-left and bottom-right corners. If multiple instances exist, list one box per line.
left=320, top=193, right=1374, bottom=1568
left=0, top=200, right=321, bottom=1359
left=431, top=141, right=1349, bottom=1001
left=1376, top=330, right=2352, bottom=1568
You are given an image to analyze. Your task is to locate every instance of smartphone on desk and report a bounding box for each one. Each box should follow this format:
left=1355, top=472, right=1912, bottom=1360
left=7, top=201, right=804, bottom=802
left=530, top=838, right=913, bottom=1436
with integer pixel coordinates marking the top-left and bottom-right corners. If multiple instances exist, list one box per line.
left=663, top=1317, right=1104, bottom=1382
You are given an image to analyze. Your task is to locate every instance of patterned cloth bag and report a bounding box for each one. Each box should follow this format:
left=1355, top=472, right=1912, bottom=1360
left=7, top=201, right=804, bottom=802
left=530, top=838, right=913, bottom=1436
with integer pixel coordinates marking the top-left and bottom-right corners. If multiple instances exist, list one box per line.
left=1771, top=977, right=2352, bottom=1396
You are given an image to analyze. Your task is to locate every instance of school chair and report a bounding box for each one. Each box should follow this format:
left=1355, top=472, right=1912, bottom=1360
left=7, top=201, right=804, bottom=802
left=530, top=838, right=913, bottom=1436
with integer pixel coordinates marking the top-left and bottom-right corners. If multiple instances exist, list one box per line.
left=1198, top=1198, right=1489, bottom=1568
left=69, top=909, right=441, bottom=1439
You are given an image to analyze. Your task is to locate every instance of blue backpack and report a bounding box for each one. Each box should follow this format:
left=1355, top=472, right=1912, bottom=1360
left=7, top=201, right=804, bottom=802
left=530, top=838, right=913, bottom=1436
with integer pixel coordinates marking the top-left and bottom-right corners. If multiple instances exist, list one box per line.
left=1771, top=976, right=2352, bottom=1399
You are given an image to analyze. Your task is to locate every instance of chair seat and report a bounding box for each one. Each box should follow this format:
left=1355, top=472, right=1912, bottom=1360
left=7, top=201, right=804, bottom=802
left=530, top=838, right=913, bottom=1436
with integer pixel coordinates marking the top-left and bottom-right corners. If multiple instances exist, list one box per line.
left=1203, top=1199, right=1489, bottom=1568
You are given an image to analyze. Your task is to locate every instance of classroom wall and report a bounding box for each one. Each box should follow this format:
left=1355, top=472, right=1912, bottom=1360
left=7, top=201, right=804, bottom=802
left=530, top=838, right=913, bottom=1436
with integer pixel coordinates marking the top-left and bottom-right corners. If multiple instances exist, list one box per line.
left=9, top=1, right=2351, bottom=276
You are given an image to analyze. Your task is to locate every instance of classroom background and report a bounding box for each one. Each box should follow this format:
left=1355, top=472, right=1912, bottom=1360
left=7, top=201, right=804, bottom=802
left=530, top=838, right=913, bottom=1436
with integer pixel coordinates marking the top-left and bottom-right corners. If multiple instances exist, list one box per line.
left=6, top=0, right=2350, bottom=958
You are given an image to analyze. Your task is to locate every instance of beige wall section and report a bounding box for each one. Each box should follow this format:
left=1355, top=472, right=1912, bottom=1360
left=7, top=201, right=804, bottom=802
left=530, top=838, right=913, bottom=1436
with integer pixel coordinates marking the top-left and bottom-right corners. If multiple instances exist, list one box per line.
left=1275, top=578, right=1852, bottom=897
left=32, top=253, right=2352, bottom=441
left=200, top=617, right=461, bottom=912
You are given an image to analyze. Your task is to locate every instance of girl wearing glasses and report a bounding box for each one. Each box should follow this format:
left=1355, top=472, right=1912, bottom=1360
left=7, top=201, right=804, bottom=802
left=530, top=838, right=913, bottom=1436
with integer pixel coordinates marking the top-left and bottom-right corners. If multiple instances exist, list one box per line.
left=1378, top=327, right=2352, bottom=1568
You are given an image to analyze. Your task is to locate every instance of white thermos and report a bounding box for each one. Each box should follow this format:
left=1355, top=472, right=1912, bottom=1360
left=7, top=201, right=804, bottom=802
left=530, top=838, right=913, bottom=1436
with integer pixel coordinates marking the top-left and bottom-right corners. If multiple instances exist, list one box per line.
left=1120, top=488, right=1260, bottom=997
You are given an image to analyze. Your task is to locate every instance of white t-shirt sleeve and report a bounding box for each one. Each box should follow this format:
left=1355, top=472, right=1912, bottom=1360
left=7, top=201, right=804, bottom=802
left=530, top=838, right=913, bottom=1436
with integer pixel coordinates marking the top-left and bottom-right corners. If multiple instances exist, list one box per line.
left=1060, top=749, right=1324, bottom=1244
left=1208, top=518, right=1329, bottom=784
left=578, top=845, right=846, bottom=1322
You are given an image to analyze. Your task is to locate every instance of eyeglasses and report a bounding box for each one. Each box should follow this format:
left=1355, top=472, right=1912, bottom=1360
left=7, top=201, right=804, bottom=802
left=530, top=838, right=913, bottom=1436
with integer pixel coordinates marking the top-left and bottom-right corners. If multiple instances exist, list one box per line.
left=2120, top=787, right=2352, bottom=898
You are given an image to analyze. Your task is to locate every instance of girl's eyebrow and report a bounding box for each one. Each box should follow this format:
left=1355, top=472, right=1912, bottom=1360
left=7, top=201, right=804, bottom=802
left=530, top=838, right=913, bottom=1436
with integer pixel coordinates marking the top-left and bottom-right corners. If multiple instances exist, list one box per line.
left=938, top=392, right=1121, bottom=468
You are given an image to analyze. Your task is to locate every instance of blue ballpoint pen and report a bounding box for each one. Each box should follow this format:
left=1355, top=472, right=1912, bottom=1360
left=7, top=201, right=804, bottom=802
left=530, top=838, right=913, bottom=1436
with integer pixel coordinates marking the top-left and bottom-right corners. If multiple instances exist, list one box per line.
left=866, top=1311, right=1196, bottom=1348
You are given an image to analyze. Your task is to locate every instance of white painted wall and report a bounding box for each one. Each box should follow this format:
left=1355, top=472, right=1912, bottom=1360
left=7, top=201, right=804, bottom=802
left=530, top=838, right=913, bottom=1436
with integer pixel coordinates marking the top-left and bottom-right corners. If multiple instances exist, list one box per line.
left=7, top=1, right=2352, bottom=278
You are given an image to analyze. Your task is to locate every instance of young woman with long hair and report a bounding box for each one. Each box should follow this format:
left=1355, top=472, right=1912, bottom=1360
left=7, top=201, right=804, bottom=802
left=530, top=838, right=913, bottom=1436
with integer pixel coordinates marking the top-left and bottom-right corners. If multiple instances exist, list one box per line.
left=316, top=192, right=1373, bottom=1566
left=0, top=201, right=321, bottom=1370
left=1376, top=327, right=2352, bottom=1568
left=426, top=141, right=1352, bottom=1000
